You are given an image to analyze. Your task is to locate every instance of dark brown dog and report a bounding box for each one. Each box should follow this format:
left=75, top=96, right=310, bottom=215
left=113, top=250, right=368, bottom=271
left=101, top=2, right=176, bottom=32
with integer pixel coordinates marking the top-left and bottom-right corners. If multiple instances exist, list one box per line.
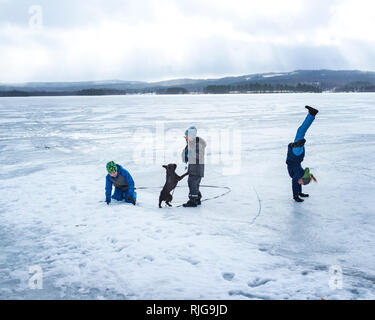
left=159, top=164, right=188, bottom=208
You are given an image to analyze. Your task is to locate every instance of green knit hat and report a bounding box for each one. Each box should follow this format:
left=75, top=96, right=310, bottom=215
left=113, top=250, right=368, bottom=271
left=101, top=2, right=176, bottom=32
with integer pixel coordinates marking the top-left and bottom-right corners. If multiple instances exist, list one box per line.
left=302, top=168, right=311, bottom=185
left=106, top=161, right=117, bottom=174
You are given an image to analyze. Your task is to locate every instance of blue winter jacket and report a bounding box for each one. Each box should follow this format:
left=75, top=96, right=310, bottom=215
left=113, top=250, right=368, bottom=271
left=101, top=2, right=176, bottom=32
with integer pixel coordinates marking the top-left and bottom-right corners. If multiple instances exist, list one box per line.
left=286, top=143, right=305, bottom=167
left=105, top=165, right=135, bottom=203
left=286, top=144, right=305, bottom=197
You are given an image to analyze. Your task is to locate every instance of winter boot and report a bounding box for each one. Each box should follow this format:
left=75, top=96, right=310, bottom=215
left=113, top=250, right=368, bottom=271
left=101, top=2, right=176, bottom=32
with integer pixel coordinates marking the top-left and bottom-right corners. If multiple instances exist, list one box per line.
left=299, top=193, right=309, bottom=198
left=305, top=106, right=319, bottom=116
left=183, top=200, right=198, bottom=208
left=197, top=194, right=202, bottom=205
left=294, top=196, right=304, bottom=203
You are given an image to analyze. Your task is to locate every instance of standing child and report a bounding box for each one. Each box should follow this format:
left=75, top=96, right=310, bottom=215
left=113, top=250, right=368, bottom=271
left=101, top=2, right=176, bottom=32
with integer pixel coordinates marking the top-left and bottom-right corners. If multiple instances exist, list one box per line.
left=181, top=126, right=207, bottom=207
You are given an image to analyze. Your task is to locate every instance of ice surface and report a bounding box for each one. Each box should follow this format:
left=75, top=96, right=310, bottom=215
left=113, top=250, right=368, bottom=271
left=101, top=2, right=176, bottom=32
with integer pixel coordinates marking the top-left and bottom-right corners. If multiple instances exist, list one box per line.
left=0, top=93, right=375, bottom=300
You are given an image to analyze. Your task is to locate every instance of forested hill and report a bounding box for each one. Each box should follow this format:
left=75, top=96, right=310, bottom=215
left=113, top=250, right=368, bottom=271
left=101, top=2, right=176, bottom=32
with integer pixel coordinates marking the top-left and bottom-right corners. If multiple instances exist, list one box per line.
left=1, top=70, right=375, bottom=97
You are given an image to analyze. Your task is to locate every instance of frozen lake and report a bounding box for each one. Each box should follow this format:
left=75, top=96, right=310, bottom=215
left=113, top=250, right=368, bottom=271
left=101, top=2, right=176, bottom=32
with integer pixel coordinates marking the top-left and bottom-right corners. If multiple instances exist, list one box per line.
left=0, top=93, right=375, bottom=300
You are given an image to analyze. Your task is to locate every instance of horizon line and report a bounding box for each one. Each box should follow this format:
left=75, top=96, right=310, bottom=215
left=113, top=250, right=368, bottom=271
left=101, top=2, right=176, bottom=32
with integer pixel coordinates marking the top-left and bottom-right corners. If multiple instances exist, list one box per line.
left=1, top=68, right=374, bottom=86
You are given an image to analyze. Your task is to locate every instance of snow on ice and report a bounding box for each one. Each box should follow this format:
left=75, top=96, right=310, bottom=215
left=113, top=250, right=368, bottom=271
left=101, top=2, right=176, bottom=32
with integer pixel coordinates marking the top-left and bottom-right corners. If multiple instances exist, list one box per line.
left=0, top=93, right=374, bottom=299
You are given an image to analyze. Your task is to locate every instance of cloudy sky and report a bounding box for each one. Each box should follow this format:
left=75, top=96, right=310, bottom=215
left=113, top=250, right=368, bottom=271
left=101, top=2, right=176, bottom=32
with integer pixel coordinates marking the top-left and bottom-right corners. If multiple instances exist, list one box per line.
left=0, top=0, right=374, bottom=82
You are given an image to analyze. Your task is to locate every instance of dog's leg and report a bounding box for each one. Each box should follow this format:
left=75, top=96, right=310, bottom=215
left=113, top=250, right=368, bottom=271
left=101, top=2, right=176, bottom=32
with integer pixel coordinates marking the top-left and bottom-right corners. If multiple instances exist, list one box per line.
left=159, top=196, right=163, bottom=208
left=166, top=194, right=173, bottom=207
left=159, top=189, right=167, bottom=208
left=177, top=172, right=189, bottom=181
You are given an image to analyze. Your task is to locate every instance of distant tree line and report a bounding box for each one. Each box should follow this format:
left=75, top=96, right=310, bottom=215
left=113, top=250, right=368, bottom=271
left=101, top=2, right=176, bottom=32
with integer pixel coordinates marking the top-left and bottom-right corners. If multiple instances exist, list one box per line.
left=335, top=82, right=375, bottom=92
left=0, top=89, right=129, bottom=97
left=0, top=87, right=189, bottom=97
left=203, top=83, right=322, bottom=94
left=2, top=82, right=375, bottom=97
left=152, top=87, right=188, bottom=94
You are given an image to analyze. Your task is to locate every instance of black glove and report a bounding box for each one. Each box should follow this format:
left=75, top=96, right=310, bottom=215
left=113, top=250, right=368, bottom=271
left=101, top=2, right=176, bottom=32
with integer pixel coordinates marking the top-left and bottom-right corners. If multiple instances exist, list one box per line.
left=128, top=196, right=136, bottom=206
left=106, top=200, right=110, bottom=205
left=184, top=145, right=189, bottom=163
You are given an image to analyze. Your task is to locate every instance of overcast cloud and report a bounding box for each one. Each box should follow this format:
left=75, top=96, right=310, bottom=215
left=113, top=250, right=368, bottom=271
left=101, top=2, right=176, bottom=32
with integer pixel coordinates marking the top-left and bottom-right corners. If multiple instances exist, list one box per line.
left=0, top=0, right=374, bottom=82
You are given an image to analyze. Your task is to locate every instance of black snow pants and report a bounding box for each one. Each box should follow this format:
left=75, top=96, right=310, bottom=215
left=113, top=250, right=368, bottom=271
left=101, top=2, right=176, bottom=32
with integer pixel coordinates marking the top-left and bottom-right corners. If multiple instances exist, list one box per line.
left=188, top=175, right=202, bottom=203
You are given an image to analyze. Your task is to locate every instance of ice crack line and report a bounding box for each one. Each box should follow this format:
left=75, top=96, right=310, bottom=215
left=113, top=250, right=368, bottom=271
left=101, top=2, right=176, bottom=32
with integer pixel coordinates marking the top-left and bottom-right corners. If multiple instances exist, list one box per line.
left=249, top=187, right=262, bottom=226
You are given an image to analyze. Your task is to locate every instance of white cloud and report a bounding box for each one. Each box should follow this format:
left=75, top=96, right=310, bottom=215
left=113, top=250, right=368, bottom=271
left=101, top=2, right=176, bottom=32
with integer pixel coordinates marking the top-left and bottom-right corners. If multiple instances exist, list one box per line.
left=0, top=0, right=374, bottom=82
